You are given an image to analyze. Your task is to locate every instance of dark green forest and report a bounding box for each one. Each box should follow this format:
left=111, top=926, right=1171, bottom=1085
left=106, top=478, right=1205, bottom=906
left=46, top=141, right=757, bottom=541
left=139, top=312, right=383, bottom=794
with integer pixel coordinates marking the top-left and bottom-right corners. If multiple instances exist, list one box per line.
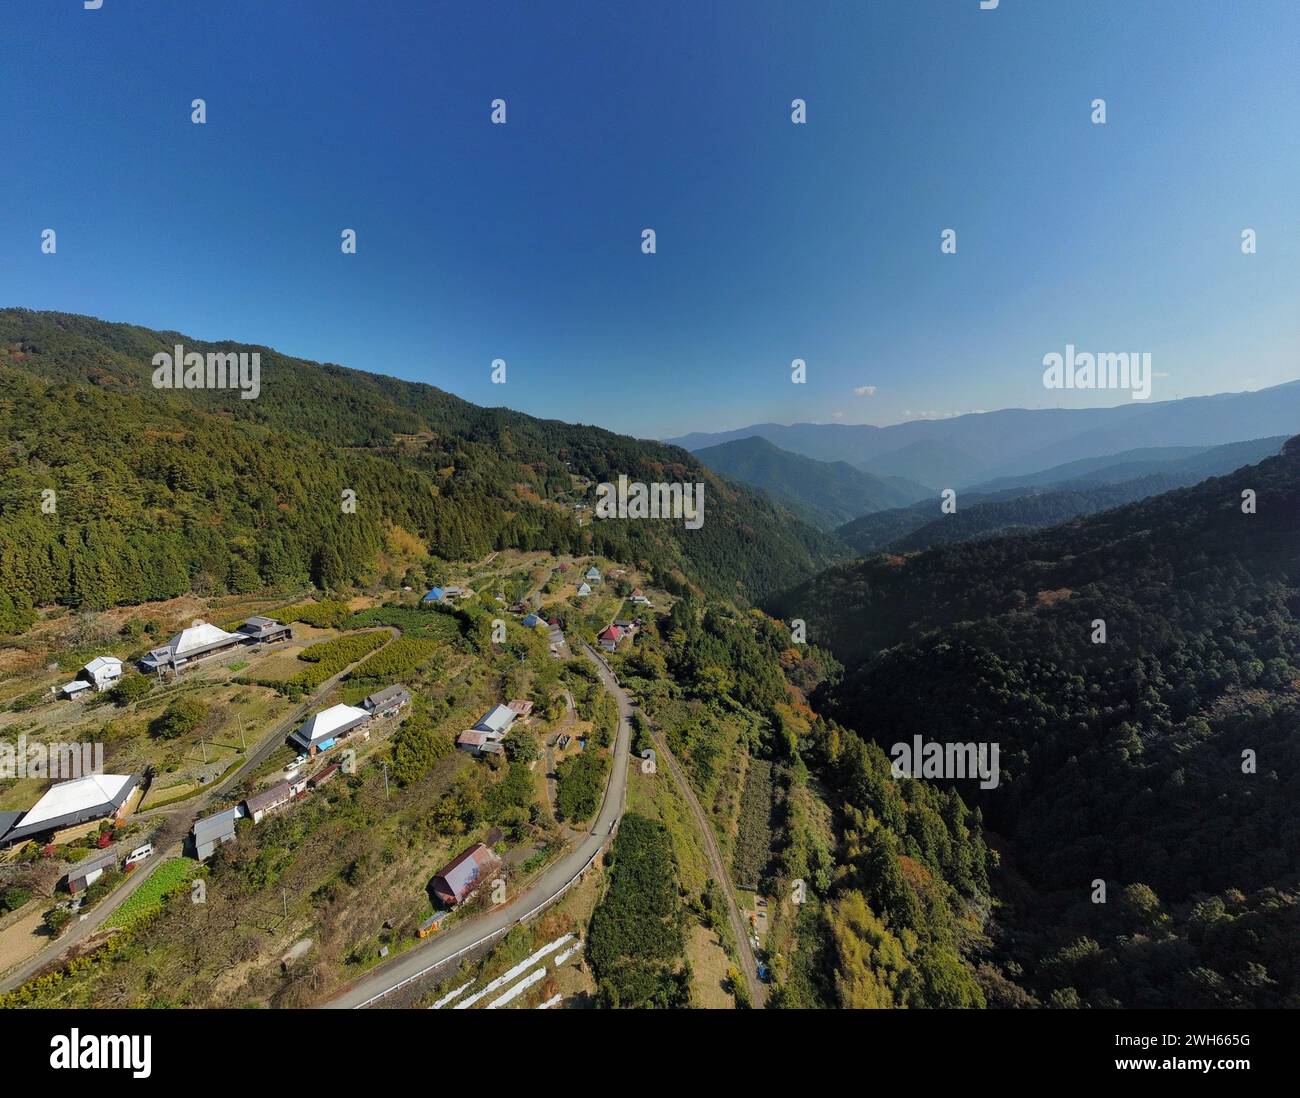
left=773, top=438, right=1300, bottom=1006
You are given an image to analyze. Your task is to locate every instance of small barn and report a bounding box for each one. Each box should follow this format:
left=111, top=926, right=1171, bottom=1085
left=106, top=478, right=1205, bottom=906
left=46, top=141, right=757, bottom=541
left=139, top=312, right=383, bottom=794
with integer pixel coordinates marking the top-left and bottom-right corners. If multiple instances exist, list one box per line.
left=193, top=806, right=245, bottom=860
left=430, top=842, right=501, bottom=907
left=67, top=850, right=119, bottom=894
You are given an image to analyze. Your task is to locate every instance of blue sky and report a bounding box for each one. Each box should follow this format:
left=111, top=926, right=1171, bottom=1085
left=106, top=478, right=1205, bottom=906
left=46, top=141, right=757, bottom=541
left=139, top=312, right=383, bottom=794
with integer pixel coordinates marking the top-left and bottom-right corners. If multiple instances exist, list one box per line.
left=2, top=0, right=1297, bottom=438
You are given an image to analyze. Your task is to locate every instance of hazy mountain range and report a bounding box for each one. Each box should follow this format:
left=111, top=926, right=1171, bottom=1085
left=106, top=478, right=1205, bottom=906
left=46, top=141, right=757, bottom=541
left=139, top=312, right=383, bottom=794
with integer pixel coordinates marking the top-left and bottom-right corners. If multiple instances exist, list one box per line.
left=667, top=381, right=1300, bottom=488
left=692, top=436, right=930, bottom=529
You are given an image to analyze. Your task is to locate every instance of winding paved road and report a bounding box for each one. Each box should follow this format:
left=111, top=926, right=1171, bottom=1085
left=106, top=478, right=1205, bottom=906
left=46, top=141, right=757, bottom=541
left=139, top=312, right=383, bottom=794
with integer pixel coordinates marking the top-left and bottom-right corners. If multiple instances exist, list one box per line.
left=0, top=628, right=401, bottom=993
left=323, top=643, right=632, bottom=1008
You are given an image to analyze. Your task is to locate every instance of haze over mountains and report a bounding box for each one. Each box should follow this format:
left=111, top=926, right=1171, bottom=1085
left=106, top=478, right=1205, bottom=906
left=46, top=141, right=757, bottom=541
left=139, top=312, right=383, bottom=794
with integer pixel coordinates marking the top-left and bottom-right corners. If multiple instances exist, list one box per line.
left=836, top=435, right=1290, bottom=556
left=692, top=436, right=929, bottom=530
left=668, top=381, right=1300, bottom=488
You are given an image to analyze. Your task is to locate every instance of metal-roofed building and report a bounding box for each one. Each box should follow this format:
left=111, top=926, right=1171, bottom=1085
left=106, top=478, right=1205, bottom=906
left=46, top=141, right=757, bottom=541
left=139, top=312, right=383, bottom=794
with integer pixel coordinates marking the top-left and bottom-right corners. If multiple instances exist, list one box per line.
left=193, top=805, right=245, bottom=860
left=472, top=704, right=516, bottom=737
left=2, top=774, right=141, bottom=846
left=236, top=616, right=293, bottom=644
left=362, top=685, right=411, bottom=718
left=430, top=842, right=501, bottom=907
left=289, top=703, right=371, bottom=753
left=67, top=850, right=119, bottom=894
left=244, top=781, right=292, bottom=824
left=80, top=656, right=123, bottom=691
left=139, top=621, right=248, bottom=672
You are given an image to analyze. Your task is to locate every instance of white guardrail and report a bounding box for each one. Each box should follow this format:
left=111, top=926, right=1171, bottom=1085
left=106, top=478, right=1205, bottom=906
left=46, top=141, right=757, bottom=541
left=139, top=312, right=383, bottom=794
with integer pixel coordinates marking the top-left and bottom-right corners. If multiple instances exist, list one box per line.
left=353, top=843, right=605, bottom=1008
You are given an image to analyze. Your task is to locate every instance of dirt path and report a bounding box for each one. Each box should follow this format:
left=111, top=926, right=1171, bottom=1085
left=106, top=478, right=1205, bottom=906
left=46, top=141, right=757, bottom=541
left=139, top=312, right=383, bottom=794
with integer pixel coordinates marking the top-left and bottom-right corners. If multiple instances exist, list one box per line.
left=646, top=722, right=766, bottom=1007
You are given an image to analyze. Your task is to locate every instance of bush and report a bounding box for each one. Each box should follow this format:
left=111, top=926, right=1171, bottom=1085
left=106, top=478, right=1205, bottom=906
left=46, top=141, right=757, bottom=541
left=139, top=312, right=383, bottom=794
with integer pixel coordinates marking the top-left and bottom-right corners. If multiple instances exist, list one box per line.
left=0, top=885, right=32, bottom=914
left=44, top=907, right=73, bottom=937
left=151, top=698, right=208, bottom=740
left=502, top=727, right=539, bottom=763
left=282, top=631, right=388, bottom=694
left=110, top=674, right=152, bottom=706
left=275, top=600, right=352, bottom=629
left=555, top=750, right=609, bottom=822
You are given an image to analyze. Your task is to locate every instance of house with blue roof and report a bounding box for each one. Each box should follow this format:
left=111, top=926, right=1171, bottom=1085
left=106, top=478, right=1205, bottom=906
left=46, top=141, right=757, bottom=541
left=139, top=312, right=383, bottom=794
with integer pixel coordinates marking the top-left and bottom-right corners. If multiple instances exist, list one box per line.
left=421, top=587, right=445, bottom=603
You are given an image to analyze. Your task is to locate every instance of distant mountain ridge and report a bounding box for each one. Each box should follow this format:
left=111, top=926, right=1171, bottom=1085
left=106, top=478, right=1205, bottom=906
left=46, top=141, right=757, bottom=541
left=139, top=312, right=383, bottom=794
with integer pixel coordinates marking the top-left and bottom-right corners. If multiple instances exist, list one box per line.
left=667, top=381, right=1300, bottom=487
left=693, top=435, right=929, bottom=529
left=835, top=435, right=1289, bottom=556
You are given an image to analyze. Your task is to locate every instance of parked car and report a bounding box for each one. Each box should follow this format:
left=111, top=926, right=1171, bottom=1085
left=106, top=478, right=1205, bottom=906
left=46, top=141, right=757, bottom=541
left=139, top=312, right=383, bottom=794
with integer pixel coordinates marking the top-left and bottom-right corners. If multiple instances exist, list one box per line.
left=124, top=843, right=153, bottom=867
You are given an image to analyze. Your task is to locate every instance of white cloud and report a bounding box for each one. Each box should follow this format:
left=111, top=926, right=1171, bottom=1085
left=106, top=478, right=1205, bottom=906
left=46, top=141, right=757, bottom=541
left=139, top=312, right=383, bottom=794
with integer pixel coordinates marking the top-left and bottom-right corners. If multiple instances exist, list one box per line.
left=853, top=385, right=877, bottom=397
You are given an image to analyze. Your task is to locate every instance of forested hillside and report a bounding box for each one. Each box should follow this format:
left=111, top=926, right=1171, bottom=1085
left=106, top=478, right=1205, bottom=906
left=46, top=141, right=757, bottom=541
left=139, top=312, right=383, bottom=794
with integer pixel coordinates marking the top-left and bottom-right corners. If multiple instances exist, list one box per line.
left=612, top=595, right=995, bottom=1007
left=693, top=435, right=928, bottom=529
left=771, top=439, right=1300, bottom=1006
left=0, top=309, right=844, bottom=632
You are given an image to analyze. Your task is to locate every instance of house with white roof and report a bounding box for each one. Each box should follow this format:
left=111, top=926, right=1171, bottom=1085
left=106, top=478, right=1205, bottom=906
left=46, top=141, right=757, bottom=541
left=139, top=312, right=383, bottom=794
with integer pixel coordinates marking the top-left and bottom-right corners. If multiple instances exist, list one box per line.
left=81, top=656, right=123, bottom=692
left=576, top=583, right=592, bottom=598
left=584, top=566, right=602, bottom=583
left=289, top=703, right=372, bottom=754
left=138, top=621, right=248, bottom=672
left=473, top=703, right=516, bottom=738
left=2, top=773, right=142, bottom=846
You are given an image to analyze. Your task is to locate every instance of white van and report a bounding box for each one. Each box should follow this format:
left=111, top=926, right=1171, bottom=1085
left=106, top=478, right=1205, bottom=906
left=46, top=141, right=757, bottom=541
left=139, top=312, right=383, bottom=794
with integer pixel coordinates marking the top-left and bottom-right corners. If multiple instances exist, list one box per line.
left=124, top=843, right=153, bottom=867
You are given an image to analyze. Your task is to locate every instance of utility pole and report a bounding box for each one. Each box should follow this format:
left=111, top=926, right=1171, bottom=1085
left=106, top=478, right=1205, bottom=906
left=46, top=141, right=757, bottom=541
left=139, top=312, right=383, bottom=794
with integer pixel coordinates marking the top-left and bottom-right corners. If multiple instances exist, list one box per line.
left=200, top=734, right=208, bottom=764
left=236, top=715, right=246, bottom=752
left=282, top=888, right=288, bottom=920
left=381, top=761, right=390, bottom=801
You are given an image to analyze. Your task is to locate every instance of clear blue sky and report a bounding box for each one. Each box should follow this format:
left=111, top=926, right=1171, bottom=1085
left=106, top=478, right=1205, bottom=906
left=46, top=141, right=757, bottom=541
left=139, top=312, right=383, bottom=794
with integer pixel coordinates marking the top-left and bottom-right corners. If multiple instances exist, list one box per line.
left=2, top=0, right=1297, bottom=438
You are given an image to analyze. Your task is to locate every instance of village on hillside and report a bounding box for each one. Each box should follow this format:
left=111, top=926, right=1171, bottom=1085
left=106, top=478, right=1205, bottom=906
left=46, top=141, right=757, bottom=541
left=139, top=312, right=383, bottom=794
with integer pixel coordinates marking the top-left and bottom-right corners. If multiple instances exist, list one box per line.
left=0, top=548, right=720, bottom=1008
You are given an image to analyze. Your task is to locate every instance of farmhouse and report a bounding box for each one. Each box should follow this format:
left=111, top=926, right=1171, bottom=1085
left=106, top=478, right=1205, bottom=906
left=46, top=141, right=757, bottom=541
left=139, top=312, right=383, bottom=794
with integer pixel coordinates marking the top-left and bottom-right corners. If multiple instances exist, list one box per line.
left=236, top=616, right=293, bottom=644
left=363, top=684, right=411, bottom=718
left=629, top=589, right=650, bottom=604
left=2, top=773, right=142, bottom=846
left=244, top=781, right=292, bottom=824
left=82, top=656, right=123, bottom=691
left=289, top=703, right=371, bottom=754
left=456, top=730, right=504, bottom=756
left=67, top=850, right=119, bottom=894
left=597, top=625, right=624, bottom=653
left=584, top=566, right=602, bottom=584
left=139, top=620, right=248, bottom=673
left=59, top=655, right=124, bottom=699
left=421, top=587, right=446, bottom=603
left=193, top=805, right=245, bottom=860
left=473, top=704, right=516, bottom=737
left=430, top=842, right=501, bottom=907
left=576, top=583, right=592, bottom=598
